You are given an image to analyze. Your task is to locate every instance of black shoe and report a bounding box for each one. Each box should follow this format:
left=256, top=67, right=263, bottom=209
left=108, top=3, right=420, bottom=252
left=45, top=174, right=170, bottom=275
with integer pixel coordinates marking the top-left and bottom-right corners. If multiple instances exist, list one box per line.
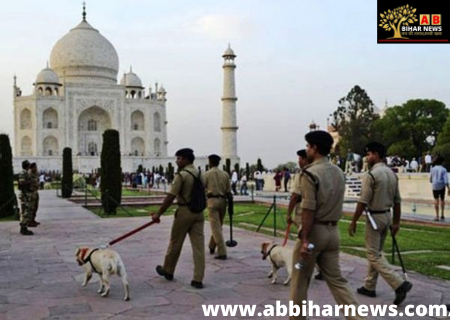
left=214, top=255, right=227, bottom=260
left=314, top=272, right=324, bottom=281
left=441, top=216, right=445, bottom=220
left=357, top=286, right=376, bottom=298
left=394, top=281, right=413, bottom=305
left=191, top=280, right=203, bottom=289
left=209, top=247, right=215, bottom=255
left=155, top=265, right=173, bottom=281
left=20, top=226, right=33, bottom=236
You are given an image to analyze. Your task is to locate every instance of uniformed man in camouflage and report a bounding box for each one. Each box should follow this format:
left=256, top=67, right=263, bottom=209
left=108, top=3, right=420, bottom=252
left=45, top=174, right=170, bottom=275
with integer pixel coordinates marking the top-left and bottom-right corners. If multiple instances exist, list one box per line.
left=28, top=162, right=41, bottom=227
left=18, top=160, right=33, bottom=235
left=348, top=142, right=412, bottom=305
left=204, top=154, right=232, bottom=260
left=152, top=148, right=206, bottom=289
left=290, top=131, right=365, bottom=320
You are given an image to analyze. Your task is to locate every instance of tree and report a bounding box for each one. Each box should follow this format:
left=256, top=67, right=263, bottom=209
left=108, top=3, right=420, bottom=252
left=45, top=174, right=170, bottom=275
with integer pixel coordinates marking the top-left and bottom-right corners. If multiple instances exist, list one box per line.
left=100, top=130, right=122, bottom=215
left=0, top=134, right=15, bottom=218
left=234, top=163, right=240, bottom=175
left=225, top=158, right=231, bottom=175
left=331, top=85, right=379, bottom=157
left=256, top=158, right=264, bottom=172
left=275, top=162, right=297, bottom=172
left=245, top=162, right=250, bottom=179
left=434, top=116, right=450, bottom=170
left=376, top=99, right=448, bottom=159
left=379, top=5, right=418, bottom=39
left=61, top=147, right=73, bottom=198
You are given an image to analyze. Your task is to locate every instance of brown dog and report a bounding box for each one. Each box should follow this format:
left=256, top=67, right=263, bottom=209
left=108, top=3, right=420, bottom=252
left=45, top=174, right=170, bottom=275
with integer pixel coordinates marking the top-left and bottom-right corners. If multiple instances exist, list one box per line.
left=75, top=247, right=130, bottom=301
left=260, top=241, right=292, bottom=285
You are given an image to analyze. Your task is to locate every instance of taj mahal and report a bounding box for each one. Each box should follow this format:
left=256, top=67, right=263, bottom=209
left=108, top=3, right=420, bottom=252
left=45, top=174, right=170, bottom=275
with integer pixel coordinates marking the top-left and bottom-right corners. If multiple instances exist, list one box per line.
left=12, top=6, right=239, bottom=172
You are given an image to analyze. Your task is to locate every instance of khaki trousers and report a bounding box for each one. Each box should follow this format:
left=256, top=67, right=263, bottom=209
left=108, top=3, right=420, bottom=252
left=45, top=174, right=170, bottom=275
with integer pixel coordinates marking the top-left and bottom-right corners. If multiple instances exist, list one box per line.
left=163, top=207, right=205, bottom=282
left=290, top=224, right=366, bottom=320
left=207, top=198, right=227, bottom=256
left=364, top=214, right=403, bottom=291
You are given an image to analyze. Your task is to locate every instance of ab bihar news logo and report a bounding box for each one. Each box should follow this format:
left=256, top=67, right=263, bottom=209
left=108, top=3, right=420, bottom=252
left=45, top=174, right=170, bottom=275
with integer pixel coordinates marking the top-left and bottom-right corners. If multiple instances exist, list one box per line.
left=377, top=1, right=449, bottom=43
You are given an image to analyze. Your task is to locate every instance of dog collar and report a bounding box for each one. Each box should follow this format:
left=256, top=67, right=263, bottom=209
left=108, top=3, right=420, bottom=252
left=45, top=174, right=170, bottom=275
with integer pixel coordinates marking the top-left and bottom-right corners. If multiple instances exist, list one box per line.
left=264, top=244, right=277, bottom=260
left=82, top=248, right=100, bottom=274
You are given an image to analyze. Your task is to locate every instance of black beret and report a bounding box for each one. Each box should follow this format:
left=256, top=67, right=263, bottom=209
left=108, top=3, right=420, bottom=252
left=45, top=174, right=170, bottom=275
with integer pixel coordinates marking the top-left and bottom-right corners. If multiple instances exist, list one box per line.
left=175, top=148, right=194, bottom=157
left=305, top=131, right=334, bottom=152
left=208, top=154, right=221, bottom=162
left=296, top=149, right=307, bottom=158
left=22, top=160, right=30, bottom=167
left=364, top=142, right=386, bottom=158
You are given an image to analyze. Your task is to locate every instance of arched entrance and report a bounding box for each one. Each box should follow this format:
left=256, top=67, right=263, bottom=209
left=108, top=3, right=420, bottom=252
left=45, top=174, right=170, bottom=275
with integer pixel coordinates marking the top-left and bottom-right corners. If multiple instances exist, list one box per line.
left=78, top=106, right=111, bottom=156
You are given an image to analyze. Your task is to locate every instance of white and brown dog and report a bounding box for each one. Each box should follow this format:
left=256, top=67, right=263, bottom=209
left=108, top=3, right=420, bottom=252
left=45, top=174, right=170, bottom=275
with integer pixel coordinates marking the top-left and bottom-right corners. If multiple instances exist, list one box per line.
left=260, top=242, right=293, bottom=285
left=75, top=247, right=130, bottom=301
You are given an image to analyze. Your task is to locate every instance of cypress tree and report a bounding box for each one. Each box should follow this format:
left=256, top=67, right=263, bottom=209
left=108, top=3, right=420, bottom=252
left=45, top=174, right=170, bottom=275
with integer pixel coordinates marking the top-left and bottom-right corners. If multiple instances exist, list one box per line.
left=100, top=130, right=122, bottom=215
left=245, top=162, right=250, bottom=179
left=0, top=134, right=15, bottom=217
left=234, top=163, right=240, bottom=175
left=225, top=158, right=231, bottom=175
left=61, top=147, right=73, bottom=198
left=256, top=158, right=264, bottom=172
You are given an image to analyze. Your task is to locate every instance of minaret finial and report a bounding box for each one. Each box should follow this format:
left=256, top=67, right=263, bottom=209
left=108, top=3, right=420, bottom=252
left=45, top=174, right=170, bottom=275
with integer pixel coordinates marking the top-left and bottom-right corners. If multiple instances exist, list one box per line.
left=82, top=1, right=86, bottom=21
left=13, top=73, right=17, bottom=86
left=46, top=61, right=49, bottom=68
left=130, top=65, right=132, bottom=72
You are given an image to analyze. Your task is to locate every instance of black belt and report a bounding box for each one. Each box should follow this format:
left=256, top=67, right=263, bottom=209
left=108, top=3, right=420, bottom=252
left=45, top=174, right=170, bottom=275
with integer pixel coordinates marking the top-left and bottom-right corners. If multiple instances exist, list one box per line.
left=314, top=221, right=337, bottom=226
left=207, top=195, right=226, bottom=199
left=369, top=210, right=390, bottom=214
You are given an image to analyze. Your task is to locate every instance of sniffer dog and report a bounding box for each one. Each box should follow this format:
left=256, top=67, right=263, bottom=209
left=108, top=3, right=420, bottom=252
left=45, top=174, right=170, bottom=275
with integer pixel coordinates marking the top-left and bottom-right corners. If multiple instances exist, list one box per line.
left=260, top=242, right=292, bottom=285
left=75, top=247, right=130, bottom=301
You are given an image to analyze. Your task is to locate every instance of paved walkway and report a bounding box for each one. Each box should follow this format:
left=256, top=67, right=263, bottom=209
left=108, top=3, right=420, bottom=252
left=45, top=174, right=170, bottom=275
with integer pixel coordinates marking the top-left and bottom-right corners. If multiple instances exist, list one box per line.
left=0, top=191, right=449, bottom=320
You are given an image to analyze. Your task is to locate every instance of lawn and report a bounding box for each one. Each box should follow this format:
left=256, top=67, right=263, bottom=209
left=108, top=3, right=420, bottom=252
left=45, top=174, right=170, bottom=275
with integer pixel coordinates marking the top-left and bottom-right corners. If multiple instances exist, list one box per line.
left=88, top=203, right=450, bottom=280
left=79, top=187, right=160, bottom=198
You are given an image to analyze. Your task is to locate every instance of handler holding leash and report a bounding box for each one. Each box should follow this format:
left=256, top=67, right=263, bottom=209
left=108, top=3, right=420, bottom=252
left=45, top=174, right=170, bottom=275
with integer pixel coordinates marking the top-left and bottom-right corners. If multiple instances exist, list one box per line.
left=348, top=142, right=413, bottom=305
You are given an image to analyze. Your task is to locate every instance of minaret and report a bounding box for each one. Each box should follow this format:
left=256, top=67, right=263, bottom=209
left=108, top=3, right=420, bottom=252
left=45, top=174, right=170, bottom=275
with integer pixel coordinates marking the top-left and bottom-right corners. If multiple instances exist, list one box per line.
left=221, top=45, right=239, bottom=163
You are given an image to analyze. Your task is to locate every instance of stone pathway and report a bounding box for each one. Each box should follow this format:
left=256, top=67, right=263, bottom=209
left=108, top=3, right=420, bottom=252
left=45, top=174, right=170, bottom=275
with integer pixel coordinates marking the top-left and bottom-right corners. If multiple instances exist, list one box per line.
left=0, top=191, right=449, bottom=319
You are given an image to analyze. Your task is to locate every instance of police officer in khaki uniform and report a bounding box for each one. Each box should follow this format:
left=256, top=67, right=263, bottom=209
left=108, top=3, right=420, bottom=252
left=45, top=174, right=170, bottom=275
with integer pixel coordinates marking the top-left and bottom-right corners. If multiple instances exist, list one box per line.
left=152, top=148, right=206, bottom=289
left=348, top=142, right=412, bottom=305
left=18, top=160, right=33, bottom=236
left=290, top=131, right=365, bottom=320
left=286, top=149, right=323, bottom=281
left=204, top=154, right=232, bottom=260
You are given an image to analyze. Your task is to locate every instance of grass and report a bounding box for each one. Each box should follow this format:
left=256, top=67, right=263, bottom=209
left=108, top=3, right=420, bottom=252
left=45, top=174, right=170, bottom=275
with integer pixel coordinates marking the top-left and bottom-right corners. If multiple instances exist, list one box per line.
left=90, top=205, right=175, bottom=218
left=87, top=202, right=450, bottom=280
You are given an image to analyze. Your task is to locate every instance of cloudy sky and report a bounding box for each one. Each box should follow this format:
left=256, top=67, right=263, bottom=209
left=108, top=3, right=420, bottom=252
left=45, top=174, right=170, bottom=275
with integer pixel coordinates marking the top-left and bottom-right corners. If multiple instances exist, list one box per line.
left=1, top=0, right=450, bottom=168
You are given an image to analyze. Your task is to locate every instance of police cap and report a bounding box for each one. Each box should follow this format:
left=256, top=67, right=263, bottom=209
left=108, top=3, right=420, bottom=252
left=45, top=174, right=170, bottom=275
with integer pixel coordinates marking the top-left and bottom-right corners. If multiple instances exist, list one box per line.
left=296, top=149, right=307, bottom=158
left=175, top=148, right=194, bottom=157
left=22, top=160, right=30, bottom=169
left=364, top=142, right=386, bottom=158
left=304, top=130, right=334, bottom=155
left=208, top=154, right=221, bottom=162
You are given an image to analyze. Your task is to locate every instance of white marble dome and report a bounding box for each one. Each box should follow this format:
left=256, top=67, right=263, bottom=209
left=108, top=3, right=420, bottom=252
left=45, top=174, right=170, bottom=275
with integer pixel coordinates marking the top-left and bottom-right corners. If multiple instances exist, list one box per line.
left=223, top=46, right=236, bottom=57
left=49, top=20, right=119, bottom=84
left=120, top=70, right=143, bottom=88
left=35, top=67, right=60, bottom=84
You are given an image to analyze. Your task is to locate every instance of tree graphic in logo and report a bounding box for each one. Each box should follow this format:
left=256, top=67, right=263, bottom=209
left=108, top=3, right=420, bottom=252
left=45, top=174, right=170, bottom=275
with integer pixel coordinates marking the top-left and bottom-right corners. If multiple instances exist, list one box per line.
left=379, top=4, right=418, bottom=39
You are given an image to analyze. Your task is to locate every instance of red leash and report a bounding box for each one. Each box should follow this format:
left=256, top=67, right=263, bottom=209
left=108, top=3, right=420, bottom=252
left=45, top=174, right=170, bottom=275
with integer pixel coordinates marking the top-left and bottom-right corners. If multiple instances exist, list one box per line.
left=282, top=222, right=292, bottom=247
left=108, top=219, right=159, bottom=246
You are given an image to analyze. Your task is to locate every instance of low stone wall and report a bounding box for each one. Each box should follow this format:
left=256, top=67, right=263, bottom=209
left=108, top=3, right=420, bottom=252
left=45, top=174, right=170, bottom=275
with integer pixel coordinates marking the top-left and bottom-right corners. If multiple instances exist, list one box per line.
left=260, top=172, right=439, bottom=201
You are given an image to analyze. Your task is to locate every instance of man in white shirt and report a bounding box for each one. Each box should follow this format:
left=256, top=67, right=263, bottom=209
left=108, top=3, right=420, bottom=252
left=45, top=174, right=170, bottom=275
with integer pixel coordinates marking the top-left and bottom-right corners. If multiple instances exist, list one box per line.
left=410, top=158, right=418, bottom=172
left=231, top=170, right=238, bottom=195
left=425, top=152, right=433, bottom=172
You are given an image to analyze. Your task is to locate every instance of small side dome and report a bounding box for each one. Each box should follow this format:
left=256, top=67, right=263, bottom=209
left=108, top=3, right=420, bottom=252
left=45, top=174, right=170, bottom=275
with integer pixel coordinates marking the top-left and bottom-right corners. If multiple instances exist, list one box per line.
left=120, top=68, right=143, bottom=88
left=36, top=67, right=60, bottom=85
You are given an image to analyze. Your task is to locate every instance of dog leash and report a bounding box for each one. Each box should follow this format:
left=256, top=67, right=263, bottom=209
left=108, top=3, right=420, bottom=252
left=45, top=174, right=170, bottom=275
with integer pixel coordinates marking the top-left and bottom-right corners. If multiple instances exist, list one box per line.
left=282, top=222, right=292, bottom=247
left=100, top=219, right=160, bottom=248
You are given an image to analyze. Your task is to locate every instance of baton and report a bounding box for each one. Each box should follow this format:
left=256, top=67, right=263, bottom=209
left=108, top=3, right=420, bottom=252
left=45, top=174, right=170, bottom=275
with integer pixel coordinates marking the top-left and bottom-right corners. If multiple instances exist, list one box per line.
left=365, top=210, right=378, bottom=230
left=282, top=222, right=292, bottom=247
left=390, top=226, right=408, bottom=280
left=100, top=219, right=159, bottom=248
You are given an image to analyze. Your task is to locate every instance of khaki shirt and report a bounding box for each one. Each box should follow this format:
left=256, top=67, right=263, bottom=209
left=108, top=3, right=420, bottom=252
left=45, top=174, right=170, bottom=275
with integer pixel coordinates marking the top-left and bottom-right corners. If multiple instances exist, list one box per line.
left=300, top=157, right=345, bottom=221
left=358, top=162, right=401, bottom=211
left=204, top=167, right=231, bottom=197
left=292, top=173, right=302, bottom=216
left=168, top=164, right=204, bottom=204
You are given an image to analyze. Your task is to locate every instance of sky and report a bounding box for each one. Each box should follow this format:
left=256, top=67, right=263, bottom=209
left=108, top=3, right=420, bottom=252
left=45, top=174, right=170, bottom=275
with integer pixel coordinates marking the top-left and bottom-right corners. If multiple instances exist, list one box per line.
left=1, top=0, right=450, bottom=168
